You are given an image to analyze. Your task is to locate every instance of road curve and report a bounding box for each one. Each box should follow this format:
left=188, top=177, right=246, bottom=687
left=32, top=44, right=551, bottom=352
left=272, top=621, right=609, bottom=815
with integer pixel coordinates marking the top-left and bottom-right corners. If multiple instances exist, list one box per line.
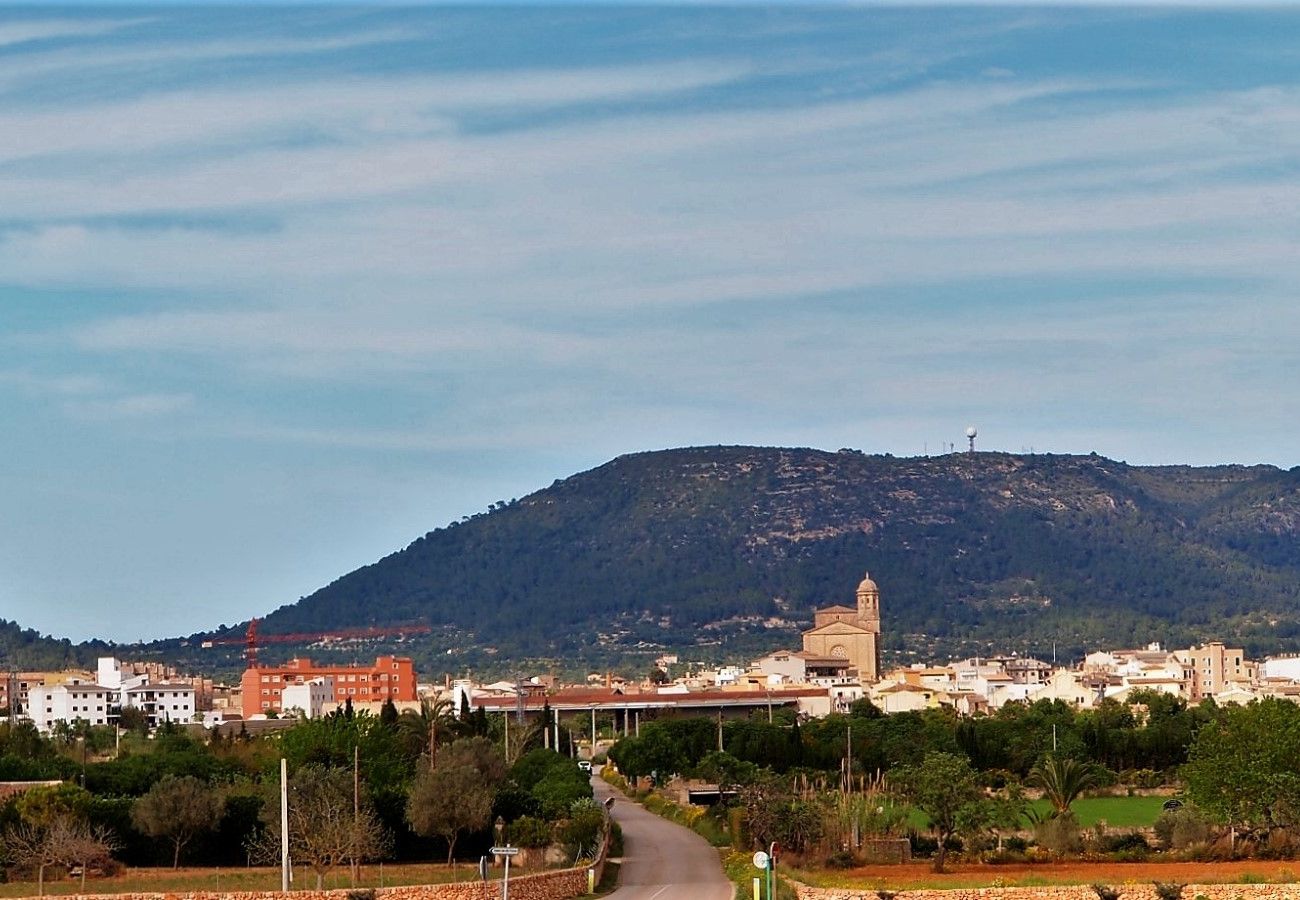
left=593, top=776, right=735, bottom=900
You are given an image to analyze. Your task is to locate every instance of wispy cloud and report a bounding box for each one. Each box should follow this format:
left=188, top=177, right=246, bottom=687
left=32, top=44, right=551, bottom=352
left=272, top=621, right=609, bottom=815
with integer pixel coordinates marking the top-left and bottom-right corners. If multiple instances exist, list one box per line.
left=0, top=17, right=146, bottom=49
left=6, top=6, right=1300, bottom=641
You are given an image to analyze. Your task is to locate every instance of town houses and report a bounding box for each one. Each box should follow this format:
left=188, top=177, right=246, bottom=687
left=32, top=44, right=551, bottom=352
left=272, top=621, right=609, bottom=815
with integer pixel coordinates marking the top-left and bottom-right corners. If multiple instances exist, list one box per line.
left=12, top=572, right=1300, bottom=736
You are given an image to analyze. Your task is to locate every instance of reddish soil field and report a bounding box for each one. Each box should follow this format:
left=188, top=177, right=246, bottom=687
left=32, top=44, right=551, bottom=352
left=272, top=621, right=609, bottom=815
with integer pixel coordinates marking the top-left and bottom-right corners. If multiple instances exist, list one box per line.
left=823, top=859, right=1300, bottom=889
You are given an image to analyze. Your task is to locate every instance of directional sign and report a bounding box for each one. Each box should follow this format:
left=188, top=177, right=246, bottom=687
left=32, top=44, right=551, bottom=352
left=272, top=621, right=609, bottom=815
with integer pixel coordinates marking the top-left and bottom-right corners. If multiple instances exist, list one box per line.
left=752, top=850, right=769, bottom=871
left=490, top=846, right=520, bottom=856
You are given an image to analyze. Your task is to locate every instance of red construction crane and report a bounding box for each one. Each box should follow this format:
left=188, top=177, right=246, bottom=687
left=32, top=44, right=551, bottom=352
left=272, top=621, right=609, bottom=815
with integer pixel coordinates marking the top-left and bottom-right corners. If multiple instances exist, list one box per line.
left=201, top=619, right=432, bottom=668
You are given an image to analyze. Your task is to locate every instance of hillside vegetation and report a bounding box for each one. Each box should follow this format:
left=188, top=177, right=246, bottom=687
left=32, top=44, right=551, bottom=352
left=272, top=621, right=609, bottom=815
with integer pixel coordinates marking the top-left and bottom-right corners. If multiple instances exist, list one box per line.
left=224, top=447, right=1300, bottom=670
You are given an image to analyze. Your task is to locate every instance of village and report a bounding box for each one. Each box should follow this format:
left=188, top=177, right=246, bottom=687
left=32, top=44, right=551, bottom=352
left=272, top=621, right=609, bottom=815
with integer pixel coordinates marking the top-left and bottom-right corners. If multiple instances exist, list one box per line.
left=7, top=574, right=1299, bottom=738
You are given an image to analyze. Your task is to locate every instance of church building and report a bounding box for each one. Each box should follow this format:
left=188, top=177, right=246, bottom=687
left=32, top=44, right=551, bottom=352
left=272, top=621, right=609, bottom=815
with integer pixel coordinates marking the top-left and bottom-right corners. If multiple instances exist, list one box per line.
left=801, top=571, right=883, bottom=682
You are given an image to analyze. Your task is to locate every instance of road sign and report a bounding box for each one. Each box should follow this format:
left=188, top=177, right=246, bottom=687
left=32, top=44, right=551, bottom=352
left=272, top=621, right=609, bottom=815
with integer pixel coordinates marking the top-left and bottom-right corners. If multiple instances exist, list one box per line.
left=490, top=846, right=520, bottom=856
left=752, top=850, right=769, bottom=870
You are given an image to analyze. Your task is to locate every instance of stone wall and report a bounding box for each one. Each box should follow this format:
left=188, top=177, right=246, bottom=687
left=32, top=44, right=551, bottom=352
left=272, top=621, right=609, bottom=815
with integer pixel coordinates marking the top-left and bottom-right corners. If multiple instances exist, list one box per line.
left=792, top=882, right=1300, bottom=900
left=0, top=868, right=601, bottom=900
left=1, top=833, right=609, bottom=900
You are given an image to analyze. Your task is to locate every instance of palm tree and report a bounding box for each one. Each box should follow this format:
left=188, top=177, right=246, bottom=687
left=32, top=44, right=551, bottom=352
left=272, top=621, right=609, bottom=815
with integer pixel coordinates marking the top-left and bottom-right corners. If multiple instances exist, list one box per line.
left=1029, top=755, right=1099, bottom=818
left=397, top=697, right=454, bottom=769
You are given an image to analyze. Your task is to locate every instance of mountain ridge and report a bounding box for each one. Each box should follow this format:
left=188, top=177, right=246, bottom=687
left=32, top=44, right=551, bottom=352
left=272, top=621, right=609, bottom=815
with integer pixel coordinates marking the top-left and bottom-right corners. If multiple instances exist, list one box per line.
left=247, top=446, right=1300, bottom=669
left=13, top=446, right=1300, bottom=676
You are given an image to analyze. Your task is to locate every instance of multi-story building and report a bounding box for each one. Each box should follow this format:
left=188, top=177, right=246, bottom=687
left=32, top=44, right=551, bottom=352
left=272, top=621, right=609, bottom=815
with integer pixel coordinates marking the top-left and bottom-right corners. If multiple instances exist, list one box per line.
left=27, top=681, right=114, bottom=731
left=123, top=684, right=196, bottom=727
left=240, top=656, right=417, bottom=718
left=1, top=670, right=96, bottom=717
left=280, top=677, right=334, bottom=719
left=1176, top=642, right=1252, bottom=701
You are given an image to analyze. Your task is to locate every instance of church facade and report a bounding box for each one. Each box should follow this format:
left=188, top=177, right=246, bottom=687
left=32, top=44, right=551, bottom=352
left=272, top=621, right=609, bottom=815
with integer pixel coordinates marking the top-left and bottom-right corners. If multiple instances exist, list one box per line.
left=801, top=572, right=883, bottom=682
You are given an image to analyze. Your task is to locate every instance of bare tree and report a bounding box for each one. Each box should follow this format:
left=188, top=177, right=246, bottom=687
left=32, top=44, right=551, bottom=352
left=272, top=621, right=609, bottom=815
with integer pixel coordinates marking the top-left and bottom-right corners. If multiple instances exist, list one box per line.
left=256, top=765, right=388, bottom=889
left=59, top=822, right=119, bottom=891
left=3, top=818, right=116, bottom=896
left=131, top=775, right=222, bottom=868
left=4, top=822, right=63, bottom=896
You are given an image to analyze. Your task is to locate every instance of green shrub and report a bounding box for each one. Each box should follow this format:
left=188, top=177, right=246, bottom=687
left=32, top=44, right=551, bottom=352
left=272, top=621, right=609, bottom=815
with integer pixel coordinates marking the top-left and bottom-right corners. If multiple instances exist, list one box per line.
left=1154, top=807, right=1212, bottom=850
left=825, top=849, right=856, bottom=869
left=1152, top=883, right=1184, bottom=900
left=1035, top=813, right=1083, bottom=855
left=505, top=815, right=553, bottom=848
left=559, top=799, right=606, bottom=861
left=1090, top=885, right=1120, bottom=900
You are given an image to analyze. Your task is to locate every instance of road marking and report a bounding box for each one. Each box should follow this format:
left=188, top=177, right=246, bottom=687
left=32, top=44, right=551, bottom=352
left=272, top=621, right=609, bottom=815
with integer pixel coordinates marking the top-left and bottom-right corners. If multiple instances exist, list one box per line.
left=648, top=887, right=670, bottom=899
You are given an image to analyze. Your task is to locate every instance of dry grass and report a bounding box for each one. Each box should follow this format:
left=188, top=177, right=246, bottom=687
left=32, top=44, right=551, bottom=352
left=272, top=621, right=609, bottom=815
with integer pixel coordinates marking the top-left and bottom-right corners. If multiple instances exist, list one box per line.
left=0, top=861, right=538, bottom=897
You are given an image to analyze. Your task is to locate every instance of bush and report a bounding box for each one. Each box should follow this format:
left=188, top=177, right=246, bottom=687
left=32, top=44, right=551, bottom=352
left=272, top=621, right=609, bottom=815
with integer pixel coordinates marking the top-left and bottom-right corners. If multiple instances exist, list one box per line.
left=1154, top=807, right=1212, bottom=851
left=1091, top=886, right=1120, bottom=900
left=1152, top=883, right=1184, bottom=900
left=558, top=800, right=606, bottom=861
left=826, top=849, right=856, bottom=869
left=505, top=815, right=553, bottom=849
left=1098, top=832, right=1151, bottom=856
left=909, top=834, right=962, bottom=858
left=1035, top=813, right=1083, bottom=855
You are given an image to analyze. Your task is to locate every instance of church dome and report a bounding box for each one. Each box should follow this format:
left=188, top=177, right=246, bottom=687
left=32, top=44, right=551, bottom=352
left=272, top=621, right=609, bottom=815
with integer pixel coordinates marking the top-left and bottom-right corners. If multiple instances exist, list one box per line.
left=857, top=571, right=878, bottom=594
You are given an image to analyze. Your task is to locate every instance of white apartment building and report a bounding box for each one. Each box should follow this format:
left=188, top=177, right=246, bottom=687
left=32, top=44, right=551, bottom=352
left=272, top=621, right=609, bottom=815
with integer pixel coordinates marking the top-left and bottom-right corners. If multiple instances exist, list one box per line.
left=96, top=656, right=197, bottom=727
left=124, top=684, right=196, bottom=727
left=281, top=677, right=333, bottom=719
left=27, top=682, right=113, bottom=732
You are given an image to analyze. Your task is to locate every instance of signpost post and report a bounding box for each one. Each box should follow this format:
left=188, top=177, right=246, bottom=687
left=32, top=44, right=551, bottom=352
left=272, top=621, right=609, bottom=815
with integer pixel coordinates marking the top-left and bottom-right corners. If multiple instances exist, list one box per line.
left=489, top=846, right=519, bottom=900
left=752, top=851, right=769, bottom=899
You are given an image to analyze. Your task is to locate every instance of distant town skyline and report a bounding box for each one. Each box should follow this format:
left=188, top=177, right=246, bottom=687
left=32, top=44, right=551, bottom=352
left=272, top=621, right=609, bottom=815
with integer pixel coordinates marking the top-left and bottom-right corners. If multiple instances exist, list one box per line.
left=4, top=5, right=1300, bottom=643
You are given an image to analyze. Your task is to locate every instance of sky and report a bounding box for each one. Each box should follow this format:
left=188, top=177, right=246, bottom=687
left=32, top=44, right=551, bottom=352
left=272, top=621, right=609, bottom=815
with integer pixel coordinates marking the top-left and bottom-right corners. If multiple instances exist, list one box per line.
left=4, top=5, right=1300, bottom=643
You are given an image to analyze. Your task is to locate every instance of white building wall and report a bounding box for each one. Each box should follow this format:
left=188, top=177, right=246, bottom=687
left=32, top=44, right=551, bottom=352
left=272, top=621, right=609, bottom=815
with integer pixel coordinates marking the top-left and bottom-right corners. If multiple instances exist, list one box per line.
left=1262, top=657, right=1300, bottom=682
left=96, top=657, right=123, bottom=690
left=281, top=677, right=333, bottom=719
left=28, top=684, right=112, bottom=732
left=124, top=685, right=196, bottom=726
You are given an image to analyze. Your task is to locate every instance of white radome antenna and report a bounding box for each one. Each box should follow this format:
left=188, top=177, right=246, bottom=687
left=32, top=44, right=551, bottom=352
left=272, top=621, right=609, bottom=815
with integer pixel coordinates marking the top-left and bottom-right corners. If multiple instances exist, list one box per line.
left=966, top=425, right=977, bottom=453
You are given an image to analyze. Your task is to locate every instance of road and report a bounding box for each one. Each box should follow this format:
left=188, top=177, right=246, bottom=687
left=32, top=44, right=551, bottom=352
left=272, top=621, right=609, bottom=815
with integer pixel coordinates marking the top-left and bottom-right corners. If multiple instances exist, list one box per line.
left=593, top=776, right=735, bottom=900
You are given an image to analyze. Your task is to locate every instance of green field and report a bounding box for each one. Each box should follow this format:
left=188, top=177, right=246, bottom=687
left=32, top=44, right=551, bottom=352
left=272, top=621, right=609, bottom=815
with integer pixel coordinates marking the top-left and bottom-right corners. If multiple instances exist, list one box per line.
left=1042, top=795, right=1168, bottom=828
left=907, top=794, right=1168, bottom=831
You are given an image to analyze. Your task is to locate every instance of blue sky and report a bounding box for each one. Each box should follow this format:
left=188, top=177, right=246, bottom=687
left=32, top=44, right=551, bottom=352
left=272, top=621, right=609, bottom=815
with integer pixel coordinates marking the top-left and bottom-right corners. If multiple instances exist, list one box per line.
left=4, top=5, right=1300, bottom=642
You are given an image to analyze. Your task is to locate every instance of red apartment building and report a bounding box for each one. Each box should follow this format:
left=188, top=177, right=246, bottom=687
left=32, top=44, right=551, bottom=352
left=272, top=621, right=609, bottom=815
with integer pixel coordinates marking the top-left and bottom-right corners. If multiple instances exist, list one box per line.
left=240, top=656, right=417, bottom=718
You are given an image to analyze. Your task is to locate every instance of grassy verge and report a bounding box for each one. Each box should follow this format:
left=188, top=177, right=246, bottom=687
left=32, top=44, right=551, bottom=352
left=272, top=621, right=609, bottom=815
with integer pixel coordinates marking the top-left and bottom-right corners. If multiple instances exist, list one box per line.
left=0, top=863, right=488, bottom=897
left=905, top=794, right=1167, bottom=831
left=722, top=851, right=798, bottom=900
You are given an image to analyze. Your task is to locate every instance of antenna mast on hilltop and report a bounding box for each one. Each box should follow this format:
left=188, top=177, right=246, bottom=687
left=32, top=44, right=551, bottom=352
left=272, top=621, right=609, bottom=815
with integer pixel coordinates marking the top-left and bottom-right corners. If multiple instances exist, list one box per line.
left=966, top=426, right=978, bottom=454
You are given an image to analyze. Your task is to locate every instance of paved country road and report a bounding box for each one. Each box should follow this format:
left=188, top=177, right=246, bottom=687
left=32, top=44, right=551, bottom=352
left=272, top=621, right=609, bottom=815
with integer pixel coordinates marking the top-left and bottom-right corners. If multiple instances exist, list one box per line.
left=593, top=776, right=735, bottom=900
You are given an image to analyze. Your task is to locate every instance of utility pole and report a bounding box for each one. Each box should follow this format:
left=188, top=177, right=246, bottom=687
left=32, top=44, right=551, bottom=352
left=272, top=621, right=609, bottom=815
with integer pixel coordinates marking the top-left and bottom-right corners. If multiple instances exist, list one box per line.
left=717, top=709, right=723, bottom=753
left=845, top=725, right=853, bottom=794
left=280, top=758, right=290, bottom=892
left=352, top=745, right=360, bottom=884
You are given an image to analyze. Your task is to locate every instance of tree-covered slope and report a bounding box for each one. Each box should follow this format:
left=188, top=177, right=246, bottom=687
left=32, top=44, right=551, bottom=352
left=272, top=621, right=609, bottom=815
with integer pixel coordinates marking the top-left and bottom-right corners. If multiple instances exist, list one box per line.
left=0, top=618, right=109, bottom=671
left=250, top=447, right=1300, bottom=665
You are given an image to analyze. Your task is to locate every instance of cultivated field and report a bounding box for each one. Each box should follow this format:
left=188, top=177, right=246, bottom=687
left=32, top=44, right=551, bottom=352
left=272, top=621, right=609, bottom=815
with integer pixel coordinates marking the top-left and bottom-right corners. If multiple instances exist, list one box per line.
left=790, top=860, right=1300, bottom=892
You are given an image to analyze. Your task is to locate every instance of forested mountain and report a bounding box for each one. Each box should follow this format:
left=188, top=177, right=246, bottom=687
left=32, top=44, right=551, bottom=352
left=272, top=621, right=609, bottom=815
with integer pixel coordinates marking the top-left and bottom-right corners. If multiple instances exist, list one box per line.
left=222, top=447, right=1300, bottom=670
left=0, top=618, right=109, bottom=671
